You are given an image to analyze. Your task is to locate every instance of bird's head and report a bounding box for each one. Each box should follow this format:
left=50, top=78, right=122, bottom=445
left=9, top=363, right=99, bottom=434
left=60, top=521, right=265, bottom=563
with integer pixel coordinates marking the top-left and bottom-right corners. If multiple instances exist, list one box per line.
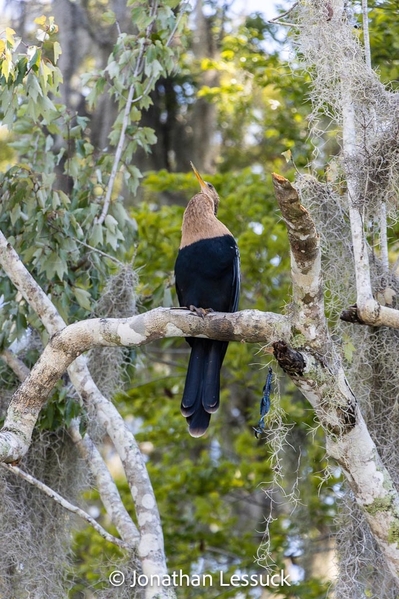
left=190, top=161, right=219, bottom=215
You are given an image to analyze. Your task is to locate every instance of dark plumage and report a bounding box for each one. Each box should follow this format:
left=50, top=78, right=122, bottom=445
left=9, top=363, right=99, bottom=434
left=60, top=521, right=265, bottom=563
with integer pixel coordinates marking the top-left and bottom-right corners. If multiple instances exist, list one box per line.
left=174, top=163, right=240, bottom=437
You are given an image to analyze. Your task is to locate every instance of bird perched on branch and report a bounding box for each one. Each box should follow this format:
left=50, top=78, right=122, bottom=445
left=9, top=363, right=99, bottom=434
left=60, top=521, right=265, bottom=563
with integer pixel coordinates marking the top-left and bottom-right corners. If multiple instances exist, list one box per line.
left=174, top=162, right=240, bottom=437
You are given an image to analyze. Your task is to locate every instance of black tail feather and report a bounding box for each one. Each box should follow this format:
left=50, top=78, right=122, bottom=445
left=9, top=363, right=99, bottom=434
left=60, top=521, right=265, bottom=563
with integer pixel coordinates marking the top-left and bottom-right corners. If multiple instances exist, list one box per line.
left=203, top=341, right=227, bottom=413
left=181, top=339, right=227, bottom=436
left=180, top=340, right=206, bottom=417
left=187, top=408, right=211, bottom=438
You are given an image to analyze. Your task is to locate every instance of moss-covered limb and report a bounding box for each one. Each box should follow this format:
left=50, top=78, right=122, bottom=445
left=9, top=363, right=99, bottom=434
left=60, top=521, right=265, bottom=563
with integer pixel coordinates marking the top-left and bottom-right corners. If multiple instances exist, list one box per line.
left=341, top=301, right=399, bottom=329
left=327, top=418, right=399, bottom=578
left=273, top=337, right=399, bottom=580
left=272, top=173, right=329, bottom=351
left=273, top=341, right=357, bottom=435
left=340, top=86, right=399, bottom=330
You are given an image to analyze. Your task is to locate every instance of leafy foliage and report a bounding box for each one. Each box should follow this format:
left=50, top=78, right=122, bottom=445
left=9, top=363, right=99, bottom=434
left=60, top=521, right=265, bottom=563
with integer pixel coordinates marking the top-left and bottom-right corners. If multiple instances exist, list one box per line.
left=0, top=2, right=185, bottom=424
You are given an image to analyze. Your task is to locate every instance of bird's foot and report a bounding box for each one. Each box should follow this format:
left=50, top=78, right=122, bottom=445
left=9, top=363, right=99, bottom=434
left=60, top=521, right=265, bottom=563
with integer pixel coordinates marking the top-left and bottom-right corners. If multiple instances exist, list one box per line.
left=189, top=305, right=214, bottom=318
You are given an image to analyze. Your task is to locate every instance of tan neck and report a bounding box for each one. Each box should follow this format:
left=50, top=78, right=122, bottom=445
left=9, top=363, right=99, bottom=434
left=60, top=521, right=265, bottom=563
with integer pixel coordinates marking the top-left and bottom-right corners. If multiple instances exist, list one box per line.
left=180, top=193, right=231, bottom=248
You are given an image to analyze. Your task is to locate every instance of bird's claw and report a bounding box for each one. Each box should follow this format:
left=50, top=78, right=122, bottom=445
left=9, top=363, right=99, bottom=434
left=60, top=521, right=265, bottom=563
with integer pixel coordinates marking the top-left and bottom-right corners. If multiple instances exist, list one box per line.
left=189, top=305, right=214, bottom=318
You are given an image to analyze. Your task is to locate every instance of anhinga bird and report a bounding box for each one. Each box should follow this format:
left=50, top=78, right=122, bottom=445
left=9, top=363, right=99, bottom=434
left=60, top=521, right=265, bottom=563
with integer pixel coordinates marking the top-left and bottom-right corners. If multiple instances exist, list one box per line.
left=174, top=163, right=240, bottom=437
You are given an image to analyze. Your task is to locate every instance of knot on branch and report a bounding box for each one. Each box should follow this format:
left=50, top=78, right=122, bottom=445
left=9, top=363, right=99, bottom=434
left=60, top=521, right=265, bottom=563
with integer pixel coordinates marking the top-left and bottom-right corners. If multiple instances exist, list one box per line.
left=340, top=304, right=365, bottom=324
left=273, top=341, right=306, bottom=377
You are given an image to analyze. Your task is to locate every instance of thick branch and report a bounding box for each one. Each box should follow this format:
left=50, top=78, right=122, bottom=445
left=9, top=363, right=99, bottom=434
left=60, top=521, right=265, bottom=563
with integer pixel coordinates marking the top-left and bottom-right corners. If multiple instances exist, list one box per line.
left=327, top=418, right=399, bottom=580
left=271, top=175, right=399, bottom=582
left=272, top=341, right=399, bottom=580
left=0, top=249, right=287, bottom=599
left=0, top=307, right=289, bottom=462
left=340, top=302, right=399, bottom=329
left=0, top=346, right=141, bottom=549
left=272, top=173, right=329, bottom=350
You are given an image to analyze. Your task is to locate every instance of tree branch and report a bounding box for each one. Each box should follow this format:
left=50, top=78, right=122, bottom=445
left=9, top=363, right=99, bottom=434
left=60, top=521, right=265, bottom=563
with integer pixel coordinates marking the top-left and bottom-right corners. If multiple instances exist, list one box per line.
left=0, top=330, right=140, bottom=551
left=0, top=306, right=289, bottom=463
left=0, top=349, right=30, bottom=382
left=0, top=229, right=177, bottom=596
left=340, top=301, right=399, bottom=329
left=69, top=420, right=140, bottom=548
left=272, top=173, right=329, bottom=351
left=272, top=174, right=399, bottom=583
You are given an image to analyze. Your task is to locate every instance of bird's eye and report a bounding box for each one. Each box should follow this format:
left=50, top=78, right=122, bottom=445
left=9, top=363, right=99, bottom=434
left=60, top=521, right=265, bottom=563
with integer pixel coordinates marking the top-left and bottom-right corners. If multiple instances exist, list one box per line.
left=206, top=182, right=214, bottom=190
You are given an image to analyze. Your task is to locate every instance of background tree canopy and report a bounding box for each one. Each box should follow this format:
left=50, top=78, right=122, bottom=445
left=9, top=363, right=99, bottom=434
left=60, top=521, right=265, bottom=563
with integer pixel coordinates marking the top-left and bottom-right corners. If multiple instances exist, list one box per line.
left=1, top=1, right=399, bottom=598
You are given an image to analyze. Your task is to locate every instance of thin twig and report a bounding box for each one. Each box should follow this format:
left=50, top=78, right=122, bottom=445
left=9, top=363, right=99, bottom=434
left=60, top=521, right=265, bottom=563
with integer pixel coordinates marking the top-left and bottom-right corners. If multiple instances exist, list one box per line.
left=266, top=20, right=295, bottom=27
left=1, top=462, right=131, bottom=551
left=131, top=1, right=189, bottom=106
left=95, top=82, right=137, bottom=226
left=73, top=236, right=126, bottom=266
left=95, top=0, right=187, bottom=225
left=268, top=1, right=298, bottom=25
left=379, top=201, right=389, bottom=273
left=362, top=0, right=371, bottom=70
left=95, top=0, right=159, bottom=226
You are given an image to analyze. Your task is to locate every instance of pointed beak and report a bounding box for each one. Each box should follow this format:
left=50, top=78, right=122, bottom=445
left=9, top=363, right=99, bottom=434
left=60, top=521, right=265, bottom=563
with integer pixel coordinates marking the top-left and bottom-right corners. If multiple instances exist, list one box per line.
left=190, top=161, right=208, bottom=194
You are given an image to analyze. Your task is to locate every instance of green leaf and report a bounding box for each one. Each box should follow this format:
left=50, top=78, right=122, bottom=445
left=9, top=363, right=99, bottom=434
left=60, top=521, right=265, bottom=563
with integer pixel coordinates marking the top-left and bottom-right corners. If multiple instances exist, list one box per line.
left=88, top=223, right=103, bottom=247
left=104, top=214, right=118, bottom=232
left=343, top=337, right=356, bottom=363
left=106, top=60, right=120, bottom=79
left=73, top=287, right=92, bottom=311
left=102, top=10, right=116, bottom=25
left=144, top=58, right=164, bottom=78
left=53, top=41, right=62, bottom=63
left=14, top=56, right=28, bottom=85
left=58, top=190, right=71, bottom=206
left=27, top=46, right=42, bottom=71
left=129, top=8, right=154, bottom=30
left=36, top=188, right=47, bottom=208
left=65, top=398, right=81, bottom=426
left=41, top=251, right=68, bottom=280
left=51, top=192, right=61, bottom=209
left=26, top=72, right=43, bottom=102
